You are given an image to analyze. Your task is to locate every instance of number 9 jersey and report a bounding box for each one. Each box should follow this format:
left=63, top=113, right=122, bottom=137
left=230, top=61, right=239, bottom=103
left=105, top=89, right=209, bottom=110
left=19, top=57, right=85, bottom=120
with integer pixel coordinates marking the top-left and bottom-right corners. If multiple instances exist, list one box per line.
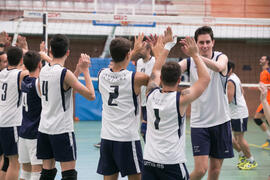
left=98, top=68, right=140, bottom=141
left=0, top=68, right=22, bottom=127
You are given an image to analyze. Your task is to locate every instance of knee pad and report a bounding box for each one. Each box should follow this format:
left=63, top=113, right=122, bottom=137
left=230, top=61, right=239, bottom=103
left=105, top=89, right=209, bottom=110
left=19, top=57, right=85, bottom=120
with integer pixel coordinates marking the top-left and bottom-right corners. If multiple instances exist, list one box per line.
left=40, top=168, right=57, bottom=180
left=1, top=156, right=9, bottom=172
left=20, top=169, right=31, bottom=180
left=254, top=118, right=263, bottom=126
left=61, top=169, right=77, bottom=180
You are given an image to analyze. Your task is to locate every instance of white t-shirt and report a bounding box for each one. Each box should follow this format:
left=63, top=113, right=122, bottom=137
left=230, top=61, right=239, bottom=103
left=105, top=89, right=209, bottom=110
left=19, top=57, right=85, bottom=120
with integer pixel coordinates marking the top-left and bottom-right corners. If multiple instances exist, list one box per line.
left=0, top=68, right=22, bottom=127
left=136, top=57, right=155, bottom=106
left=144, top=88, right=186, bottom=164
left=188, top=51, right=230, bottom=128
left=39, top=64, right=74, bottom=134
left=98, top=68, right=140, bottom=141
left=228, top=73, right=249, bottom=119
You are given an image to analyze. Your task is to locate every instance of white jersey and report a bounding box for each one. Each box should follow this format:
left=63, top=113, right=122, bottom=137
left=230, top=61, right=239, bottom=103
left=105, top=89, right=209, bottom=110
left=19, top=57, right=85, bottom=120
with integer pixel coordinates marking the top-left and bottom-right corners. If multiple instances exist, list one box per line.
left=0, top=68, right=22, bottom=127
left=98, top=68, right=140, bottom=141
left=188, top=51, right=230, bottom=128
left=136, top=57, right=155, bottom=106
left=39, top=64, right=74, bottom=134
left=228, top=73, right=249, bottom=119
left=144, top=88, right=186, bottom=164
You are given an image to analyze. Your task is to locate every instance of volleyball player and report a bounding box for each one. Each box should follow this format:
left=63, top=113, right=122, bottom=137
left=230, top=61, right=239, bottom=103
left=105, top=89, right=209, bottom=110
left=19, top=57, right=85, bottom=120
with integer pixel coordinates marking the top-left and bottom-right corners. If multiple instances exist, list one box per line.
left=37, top=34, right=95, bottom=180
left=97, top=34, right=148, bottom=180
left=143, top=27, right=210, bottom=180
left=136, top=43, right=155, bottom=142
left=179, top=26, right=233, bottom=180
left=18, top=51, right=43, bottom=180
left=227, top=61, right=257, bottom=170
left=254, top=56, right=270, bottom=148
left=0, top=46, right=28, bottom=180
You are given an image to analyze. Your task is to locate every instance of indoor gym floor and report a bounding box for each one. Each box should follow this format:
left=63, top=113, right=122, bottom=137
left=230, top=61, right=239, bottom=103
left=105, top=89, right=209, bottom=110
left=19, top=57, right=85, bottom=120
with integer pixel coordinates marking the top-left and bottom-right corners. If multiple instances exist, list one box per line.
left=53, top=119, right=270, bottom=180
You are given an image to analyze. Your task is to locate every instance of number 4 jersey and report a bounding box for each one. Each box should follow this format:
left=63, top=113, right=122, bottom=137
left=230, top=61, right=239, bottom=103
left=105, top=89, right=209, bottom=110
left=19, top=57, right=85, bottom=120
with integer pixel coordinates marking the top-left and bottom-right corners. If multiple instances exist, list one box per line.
left=39, top=64, right=73, bottom=134
left=98, top=68, right=140, bottom=141
left=0, top=68, right=22, bottom=127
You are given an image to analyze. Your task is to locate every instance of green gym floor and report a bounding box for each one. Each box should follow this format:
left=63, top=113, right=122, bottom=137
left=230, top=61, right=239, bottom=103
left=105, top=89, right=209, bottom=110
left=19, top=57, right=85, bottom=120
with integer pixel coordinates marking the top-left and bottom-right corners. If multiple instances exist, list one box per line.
left=54, top=119, right=270, bottom=180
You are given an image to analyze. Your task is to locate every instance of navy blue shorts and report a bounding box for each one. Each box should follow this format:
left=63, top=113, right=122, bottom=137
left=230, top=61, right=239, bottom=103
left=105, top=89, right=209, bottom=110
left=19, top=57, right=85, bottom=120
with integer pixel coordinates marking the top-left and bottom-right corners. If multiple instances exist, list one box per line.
left=97, top=139, right=143, bottom=177
left=231, top=118, right=248, bottom=132
left=37, top=132, right=77, bottom=162
left=0, top=127, right=20, bottom=156
left=142, top=160, right=189, bottom=180
left=141, top=106, right=147, bottom=121
left=191, top=121, right=234, bottom=159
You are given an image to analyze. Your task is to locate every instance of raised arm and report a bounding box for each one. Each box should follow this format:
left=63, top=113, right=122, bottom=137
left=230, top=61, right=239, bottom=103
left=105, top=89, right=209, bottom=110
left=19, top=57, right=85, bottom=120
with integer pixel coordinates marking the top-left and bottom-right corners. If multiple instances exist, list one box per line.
left=146, top=27, right=176, bottom=95
left=200, top=54, right=228, bottom=74
left=64, top=53, right=95, bottom=100
left=179, top=37, right=210, bottom=108
left=39, top=41, right=52, bottom=63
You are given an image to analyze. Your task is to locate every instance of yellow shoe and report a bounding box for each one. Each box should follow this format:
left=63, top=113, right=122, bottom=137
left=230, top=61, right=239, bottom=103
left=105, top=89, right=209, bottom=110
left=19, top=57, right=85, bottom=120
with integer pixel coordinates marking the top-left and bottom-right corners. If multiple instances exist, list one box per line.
left=261, top=139, right=270, bottom=149
left=237, top=156, right=246, bottom=167
left=238, top=160, right=258, bottom=170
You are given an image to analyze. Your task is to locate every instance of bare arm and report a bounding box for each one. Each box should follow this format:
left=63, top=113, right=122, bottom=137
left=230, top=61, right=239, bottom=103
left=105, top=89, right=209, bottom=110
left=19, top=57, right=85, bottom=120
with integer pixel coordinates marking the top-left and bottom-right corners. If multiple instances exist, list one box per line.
left=134, top=72, right=149, bottom=95
left=227, top=80, right=235, bottom=103
left=200, top=54, right=228, bottom=74
left=19, top=70, right=29, bottom=90
left=64, top=54, right=95, bottom=100
left=179, top=37, right=210, bottom=114
left=179, top=59, right=187, bottom=73
left=145, top=27, right=175, bottom=95
left=39, top=41, right=52, bottom=63
left=259, top=83, right=270, bottom=124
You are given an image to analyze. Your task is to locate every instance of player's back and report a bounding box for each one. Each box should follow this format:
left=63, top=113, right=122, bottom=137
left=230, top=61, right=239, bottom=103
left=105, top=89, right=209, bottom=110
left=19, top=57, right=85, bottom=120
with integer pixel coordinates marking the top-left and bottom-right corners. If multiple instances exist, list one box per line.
left=0, top=68, right=22, bottom=127
left=260, top=68, right=270, bottom=101
left=39, top=63, right=73, bottom=134
left=144, top=88, right=186, bottom=164
left=98, top=68, right=140, bottom=141
left=188, top=51, right=230, bottom=128
left=228, top=73, right=248, bottom=119
left=20, top=76, right=41, bottom=139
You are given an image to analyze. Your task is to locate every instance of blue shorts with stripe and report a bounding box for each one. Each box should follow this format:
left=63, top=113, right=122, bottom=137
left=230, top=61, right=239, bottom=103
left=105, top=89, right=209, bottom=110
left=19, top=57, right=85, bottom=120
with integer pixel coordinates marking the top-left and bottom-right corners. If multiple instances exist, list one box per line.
left=37, top=131, right=77, bottom=162
left=231, top=118, right=248, bottom=132
left=191, top=121, right=234, bottom=159
left=97, top=139, right=143, bottom=177
left=0, top=126, right=20, bottom=156
left=142, top=160, right=189, bottom=180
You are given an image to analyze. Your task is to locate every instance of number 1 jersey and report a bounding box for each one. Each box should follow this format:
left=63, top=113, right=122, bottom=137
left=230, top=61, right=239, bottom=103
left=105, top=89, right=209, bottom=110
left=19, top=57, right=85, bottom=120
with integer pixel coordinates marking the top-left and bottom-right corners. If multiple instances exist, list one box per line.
left=98, top=68, right=140, bottom=141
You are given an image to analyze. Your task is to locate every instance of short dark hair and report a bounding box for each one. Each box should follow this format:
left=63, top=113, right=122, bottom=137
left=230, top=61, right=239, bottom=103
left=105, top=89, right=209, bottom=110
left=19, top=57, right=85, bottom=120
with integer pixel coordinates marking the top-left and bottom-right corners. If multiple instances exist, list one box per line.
left=194, top=26, right=214, bottom=42
left=228, top=61, right=235, bottom=73
left=23, top=51, right=41, bottom=72
left=7, top=46, right=23, bottom=66
left=50, top=34, right=69, bottom=58
left=110, top=37, right=131, bottom=62
left=161, top=61, right=181, bottom=86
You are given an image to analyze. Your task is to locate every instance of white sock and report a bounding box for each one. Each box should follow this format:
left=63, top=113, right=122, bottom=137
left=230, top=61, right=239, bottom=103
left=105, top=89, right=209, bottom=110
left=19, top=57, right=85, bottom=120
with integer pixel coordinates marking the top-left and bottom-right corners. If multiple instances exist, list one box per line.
left=238, top=151, right=244, bottom=157
left=30, top=172, right=41, bottom=180
left=266, top=129, right=270, bottom=139
left=247, top=156, right=254, bottom=162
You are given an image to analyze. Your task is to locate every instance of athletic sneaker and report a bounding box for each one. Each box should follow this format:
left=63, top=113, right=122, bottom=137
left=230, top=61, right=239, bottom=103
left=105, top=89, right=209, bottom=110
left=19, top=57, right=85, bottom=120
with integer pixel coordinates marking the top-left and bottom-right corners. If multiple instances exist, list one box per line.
left=238, top=160, right=258, bottom=170
left=237, top=156, right=246, bottom=167
left=261, top=139, right=270, bottom=149
left=94, top=142, right=101, bottom=148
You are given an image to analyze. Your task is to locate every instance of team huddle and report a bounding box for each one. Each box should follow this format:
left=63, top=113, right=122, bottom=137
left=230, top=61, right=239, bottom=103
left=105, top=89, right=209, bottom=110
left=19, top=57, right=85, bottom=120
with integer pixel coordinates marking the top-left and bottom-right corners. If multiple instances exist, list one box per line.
left=0, top=26, right=269, bottom=180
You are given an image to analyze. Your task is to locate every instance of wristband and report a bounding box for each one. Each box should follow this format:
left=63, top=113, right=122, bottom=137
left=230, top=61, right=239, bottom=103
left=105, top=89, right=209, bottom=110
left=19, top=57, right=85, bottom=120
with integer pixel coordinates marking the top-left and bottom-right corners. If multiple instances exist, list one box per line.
left=164, top=36, right=177, bottom=51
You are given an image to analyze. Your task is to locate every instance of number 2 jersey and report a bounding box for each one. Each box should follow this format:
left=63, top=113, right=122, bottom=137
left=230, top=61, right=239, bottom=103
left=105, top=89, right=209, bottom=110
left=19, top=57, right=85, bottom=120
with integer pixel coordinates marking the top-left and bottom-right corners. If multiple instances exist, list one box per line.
left=98, top=68, right=140, bottom=141
left=0, top=68, right=22, bottom=127
left=39, top=64, right=74, bottom=134
left=20, top=76, right=41, bottom=139
left=144, top=88, right=186, bottom=164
